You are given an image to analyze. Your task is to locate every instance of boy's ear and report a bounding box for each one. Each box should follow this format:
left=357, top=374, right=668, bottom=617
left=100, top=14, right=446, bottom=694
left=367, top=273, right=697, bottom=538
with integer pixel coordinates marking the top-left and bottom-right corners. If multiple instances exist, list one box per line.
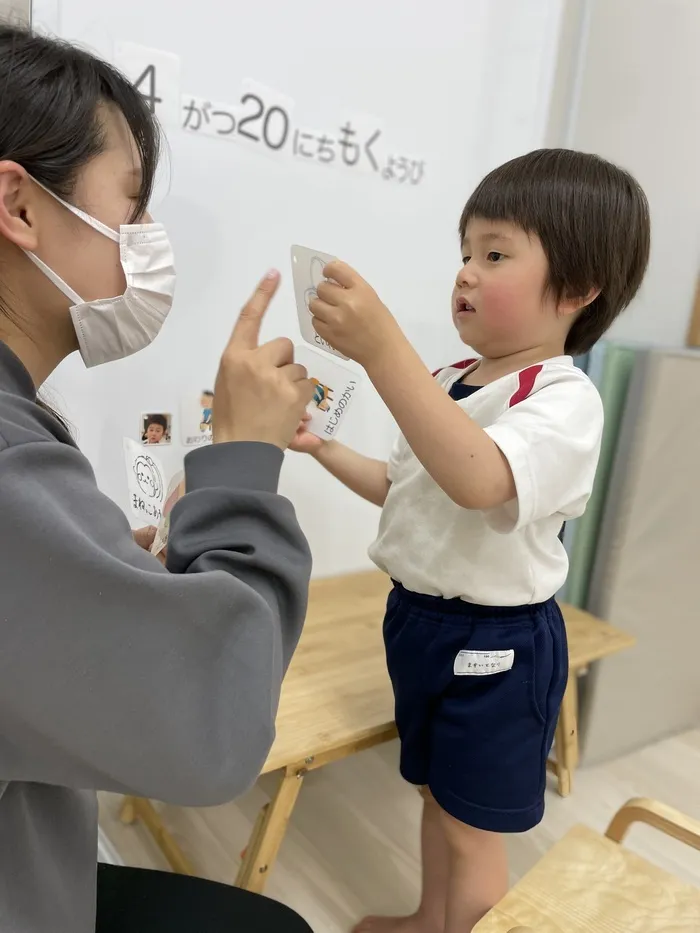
left=559, top=285, right=601, bottom=318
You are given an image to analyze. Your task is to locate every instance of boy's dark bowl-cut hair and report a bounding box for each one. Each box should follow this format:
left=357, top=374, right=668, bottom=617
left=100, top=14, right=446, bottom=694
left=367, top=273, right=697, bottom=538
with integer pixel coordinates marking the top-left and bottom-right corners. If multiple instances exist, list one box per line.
left=459, top=149, right=650, bottom=355
left=145, top=414, right=168, bottom=431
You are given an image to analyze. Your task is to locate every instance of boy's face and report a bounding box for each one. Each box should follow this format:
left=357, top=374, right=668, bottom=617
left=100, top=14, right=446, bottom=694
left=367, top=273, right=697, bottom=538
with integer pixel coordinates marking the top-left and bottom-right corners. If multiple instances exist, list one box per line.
left=145, top=423, right=165, bottom=444
left=453, top=218, right=560, bottom=357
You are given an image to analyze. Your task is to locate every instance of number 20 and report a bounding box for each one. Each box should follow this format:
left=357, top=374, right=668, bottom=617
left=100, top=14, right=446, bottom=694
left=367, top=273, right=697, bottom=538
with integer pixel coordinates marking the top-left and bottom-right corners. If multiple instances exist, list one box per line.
left=238, top=93, right=289, bottom=150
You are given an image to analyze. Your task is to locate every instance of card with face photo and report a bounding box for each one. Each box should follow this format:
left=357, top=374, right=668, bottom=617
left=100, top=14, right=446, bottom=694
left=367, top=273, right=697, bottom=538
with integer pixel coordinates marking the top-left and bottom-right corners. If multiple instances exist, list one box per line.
left=291, top=245, right=348, bottom=360
left=141, top=412, right=172, bottom=446
left=295, top=345, right=362, bottom=440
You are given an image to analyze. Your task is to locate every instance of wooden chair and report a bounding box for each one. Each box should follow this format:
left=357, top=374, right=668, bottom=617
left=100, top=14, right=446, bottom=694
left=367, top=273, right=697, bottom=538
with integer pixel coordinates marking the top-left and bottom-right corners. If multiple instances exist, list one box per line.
left=474, top=798, right=700, bottom=932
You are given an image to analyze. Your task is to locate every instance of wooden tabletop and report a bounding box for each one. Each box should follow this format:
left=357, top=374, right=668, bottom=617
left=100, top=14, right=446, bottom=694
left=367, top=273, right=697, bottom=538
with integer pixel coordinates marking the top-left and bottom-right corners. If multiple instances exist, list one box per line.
left=264, top=572, right=635, bottom=774
left=559, top=602, right=636, bottom=670
left=263, top=571, right=394, bottom=773
left=473, top=824, right=700, bottom=932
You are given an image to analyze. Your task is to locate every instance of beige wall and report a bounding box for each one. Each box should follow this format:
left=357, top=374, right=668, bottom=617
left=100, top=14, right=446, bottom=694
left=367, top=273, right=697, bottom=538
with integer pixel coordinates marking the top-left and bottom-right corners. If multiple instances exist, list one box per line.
left=0, top=0, right=30, bottom=21
left=565, top=0, right=700, bottom=348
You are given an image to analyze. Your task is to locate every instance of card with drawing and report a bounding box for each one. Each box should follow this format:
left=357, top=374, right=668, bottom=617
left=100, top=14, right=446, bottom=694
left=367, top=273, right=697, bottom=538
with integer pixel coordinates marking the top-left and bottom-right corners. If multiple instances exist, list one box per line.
left=291, top=245, right=348, bottom=360
left=295, top=345, right=362, bottom=440
left=124, top=438, right=167, bottom=525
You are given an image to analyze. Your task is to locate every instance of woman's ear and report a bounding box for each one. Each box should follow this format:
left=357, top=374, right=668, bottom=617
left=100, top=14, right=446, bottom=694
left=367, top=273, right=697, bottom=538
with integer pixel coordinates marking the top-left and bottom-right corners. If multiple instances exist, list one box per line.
left=0, top=162, right=39, bottom=251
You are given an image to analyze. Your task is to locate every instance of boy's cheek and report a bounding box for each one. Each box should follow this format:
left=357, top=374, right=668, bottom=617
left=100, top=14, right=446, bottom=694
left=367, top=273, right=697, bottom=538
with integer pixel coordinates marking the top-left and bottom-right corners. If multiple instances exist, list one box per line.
left=480, top=284, right=526, bottom=330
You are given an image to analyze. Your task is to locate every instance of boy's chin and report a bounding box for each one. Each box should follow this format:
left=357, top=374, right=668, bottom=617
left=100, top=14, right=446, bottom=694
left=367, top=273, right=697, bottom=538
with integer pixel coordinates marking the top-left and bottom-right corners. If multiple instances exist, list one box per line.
left=454, top=316, right=481, bottom=347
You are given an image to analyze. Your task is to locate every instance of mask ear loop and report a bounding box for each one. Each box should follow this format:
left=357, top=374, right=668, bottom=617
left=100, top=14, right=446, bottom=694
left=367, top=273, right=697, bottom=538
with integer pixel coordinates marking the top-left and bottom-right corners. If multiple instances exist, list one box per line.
left=22, top=251, right=84, bottom=305
left=29, top=177, right=120, bottom=243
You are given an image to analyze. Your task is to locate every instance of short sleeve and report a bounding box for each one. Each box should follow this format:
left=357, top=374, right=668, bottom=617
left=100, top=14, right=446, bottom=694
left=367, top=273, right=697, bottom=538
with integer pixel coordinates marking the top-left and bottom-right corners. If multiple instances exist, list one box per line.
left=387, top=433, right=405, bottom=482
left=483, top=373, right=604, bottom=534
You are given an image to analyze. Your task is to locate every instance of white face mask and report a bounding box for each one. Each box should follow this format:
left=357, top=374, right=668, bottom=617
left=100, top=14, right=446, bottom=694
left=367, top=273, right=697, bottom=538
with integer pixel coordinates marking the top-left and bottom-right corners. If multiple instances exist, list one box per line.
left=23, top=180, right=176, bottom=368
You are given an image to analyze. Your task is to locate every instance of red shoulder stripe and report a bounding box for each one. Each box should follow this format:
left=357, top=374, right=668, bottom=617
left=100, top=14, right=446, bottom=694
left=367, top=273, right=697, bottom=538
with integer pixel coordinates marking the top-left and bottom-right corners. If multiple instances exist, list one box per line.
left=432, top=358, right=478, bottom=378
left=509, top=364, right=543, bottom=407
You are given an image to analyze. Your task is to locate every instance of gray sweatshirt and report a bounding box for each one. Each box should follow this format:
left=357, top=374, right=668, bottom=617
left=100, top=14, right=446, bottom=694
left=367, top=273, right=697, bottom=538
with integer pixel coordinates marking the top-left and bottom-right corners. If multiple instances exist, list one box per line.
left=0, top=341, right=312, bottom=933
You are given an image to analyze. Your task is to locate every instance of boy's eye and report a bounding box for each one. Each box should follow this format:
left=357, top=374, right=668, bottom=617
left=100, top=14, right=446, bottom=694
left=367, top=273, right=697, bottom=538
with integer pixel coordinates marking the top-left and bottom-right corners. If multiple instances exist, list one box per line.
left=487, top=251, right=505, bottom=262
left=462, top=256, right=471, bottom=265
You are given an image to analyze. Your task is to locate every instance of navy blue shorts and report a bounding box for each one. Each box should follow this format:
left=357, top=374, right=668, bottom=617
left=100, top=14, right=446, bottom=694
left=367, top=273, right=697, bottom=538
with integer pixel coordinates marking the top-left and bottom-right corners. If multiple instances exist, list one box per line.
left=383, top=583, right=568, bottom=833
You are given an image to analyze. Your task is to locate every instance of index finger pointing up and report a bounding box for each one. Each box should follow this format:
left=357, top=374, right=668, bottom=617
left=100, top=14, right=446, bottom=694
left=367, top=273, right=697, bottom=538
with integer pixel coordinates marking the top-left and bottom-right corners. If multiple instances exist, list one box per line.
left=228, top=269, right=281, bottom=350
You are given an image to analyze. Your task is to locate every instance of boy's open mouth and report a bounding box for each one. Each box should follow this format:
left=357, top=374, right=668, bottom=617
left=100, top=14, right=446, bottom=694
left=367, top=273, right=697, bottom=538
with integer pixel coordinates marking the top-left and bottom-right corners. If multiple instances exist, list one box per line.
left=456, top=295, right=476, bottom=314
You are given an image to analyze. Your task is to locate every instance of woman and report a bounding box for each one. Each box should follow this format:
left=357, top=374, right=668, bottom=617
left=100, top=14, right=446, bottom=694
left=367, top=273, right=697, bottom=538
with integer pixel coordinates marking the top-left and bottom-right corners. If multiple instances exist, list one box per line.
left=0, top=23, right=314, bottom=933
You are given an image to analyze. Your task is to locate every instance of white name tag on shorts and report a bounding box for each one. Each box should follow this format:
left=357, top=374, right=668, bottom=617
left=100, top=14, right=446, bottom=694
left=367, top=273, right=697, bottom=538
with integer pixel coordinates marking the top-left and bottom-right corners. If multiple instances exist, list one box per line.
left=454, top=650, right=515, bottom=676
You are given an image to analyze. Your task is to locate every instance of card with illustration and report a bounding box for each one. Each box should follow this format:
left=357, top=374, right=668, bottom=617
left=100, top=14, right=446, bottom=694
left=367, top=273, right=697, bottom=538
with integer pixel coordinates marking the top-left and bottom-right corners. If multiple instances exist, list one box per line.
left=141, top=412, right=172, bottom=446
left=295, top=345, right=362, bottom=440
left=151, top=470, right=185, bottom=557
left=124, top=438, right=166, bottom=525
left=181, top=390, right=214, bottom=447
left=291, top=244, right=348, bottom=360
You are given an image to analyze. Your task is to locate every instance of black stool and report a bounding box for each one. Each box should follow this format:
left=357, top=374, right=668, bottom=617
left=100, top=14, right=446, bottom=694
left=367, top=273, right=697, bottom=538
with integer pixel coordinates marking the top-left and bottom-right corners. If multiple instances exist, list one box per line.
left=96, top=864, right=313, bottom=932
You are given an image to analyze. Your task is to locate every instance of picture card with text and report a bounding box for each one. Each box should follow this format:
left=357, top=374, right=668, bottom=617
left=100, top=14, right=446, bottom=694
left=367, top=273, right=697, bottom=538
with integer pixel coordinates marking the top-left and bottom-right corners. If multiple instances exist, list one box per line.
left=295, top=345, right=362, bottom=440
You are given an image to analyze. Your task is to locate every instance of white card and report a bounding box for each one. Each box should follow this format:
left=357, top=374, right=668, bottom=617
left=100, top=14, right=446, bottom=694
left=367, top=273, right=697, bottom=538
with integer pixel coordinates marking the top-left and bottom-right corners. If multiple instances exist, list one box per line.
left=181, top=95, right=238, bottom=140
left=114, top=42, right=181, bottom=128
left=291, top=245, right=348, bottom=360
left=124, top=438, right=166, bottom=525
left=180, top=391, right=214, bottom=447
left=151, top=471, right=185, bottom=557
left=295, top=346, right=362, bottom=440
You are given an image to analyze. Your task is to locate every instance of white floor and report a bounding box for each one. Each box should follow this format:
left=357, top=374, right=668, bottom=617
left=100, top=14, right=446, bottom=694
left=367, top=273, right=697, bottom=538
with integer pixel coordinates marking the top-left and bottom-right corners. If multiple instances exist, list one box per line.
left=99, top=729, right=700, bottom=932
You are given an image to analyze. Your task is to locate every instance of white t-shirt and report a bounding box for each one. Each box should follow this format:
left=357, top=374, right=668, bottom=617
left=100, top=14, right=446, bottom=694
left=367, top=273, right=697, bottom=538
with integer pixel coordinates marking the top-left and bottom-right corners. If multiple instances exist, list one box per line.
left=369, top=356, right=604, bottom=606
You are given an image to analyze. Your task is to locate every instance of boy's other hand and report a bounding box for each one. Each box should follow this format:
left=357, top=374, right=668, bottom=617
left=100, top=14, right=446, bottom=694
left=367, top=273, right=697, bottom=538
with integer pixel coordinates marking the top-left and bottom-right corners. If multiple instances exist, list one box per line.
left=132, top=525, right=157, bottom=551
left=309, top=261, right=404, bottom=367
left=289, top=414, right=325, bottom=456
left=132, top=525, right=167, bottom=566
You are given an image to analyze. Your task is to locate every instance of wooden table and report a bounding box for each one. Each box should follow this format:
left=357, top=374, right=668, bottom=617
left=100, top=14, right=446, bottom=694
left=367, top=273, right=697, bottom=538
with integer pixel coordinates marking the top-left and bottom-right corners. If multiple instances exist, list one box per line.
left=548, top=602, right=636, bottom=796
left=474, top=799, right=700, bottom=932
left=120, top=572, right=635, bottom=893
left=121, top=571, right=397, bottom=892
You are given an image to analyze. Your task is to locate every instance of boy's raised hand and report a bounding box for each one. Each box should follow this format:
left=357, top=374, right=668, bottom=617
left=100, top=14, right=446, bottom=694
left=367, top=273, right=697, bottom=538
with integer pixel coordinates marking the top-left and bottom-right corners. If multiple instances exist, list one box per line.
left=309, top=261, right=404, bottom=367
left=289, top=414, right=325, bottom=455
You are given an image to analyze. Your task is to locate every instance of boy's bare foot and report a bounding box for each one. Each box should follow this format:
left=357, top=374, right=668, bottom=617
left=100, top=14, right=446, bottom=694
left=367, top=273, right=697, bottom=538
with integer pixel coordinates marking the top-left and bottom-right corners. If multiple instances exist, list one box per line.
left=352, top=914, right=439, bottom=933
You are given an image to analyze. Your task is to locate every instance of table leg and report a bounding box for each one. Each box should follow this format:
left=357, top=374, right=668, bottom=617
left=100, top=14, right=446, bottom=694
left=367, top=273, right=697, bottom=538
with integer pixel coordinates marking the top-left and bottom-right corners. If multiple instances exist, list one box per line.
left=570, top=670, right=580, bottom=769
left=235, top=764, right=305, bottom=893
left=553, top=670, right=578, bottom=797
left=119, top=796, right=195, bottom=876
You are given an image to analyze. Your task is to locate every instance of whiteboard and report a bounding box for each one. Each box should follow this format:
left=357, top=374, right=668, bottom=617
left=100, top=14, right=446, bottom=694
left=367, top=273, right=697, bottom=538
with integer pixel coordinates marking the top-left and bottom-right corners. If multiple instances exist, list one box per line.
left=32, top=0, right=564, bottom=577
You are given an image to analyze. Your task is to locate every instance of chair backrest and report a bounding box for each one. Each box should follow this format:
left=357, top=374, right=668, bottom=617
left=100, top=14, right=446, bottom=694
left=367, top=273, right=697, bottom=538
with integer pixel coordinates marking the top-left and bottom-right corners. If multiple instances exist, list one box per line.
left=605, top=797, right=700, bottom=854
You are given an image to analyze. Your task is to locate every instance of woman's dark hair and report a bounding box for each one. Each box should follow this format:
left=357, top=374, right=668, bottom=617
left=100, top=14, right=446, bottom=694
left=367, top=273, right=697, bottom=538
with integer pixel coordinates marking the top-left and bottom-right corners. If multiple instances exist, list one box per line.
left=0, top=22, right=160, bottom=219
left=0, top=22, right=161, bottom=427
left=459, top=149, right=650, bottom=355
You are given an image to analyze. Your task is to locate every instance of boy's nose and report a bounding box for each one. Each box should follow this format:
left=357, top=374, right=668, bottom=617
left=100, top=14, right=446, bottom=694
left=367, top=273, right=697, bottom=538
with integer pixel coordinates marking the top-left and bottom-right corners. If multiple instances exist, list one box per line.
left=456, top=263, right=477, bottom=288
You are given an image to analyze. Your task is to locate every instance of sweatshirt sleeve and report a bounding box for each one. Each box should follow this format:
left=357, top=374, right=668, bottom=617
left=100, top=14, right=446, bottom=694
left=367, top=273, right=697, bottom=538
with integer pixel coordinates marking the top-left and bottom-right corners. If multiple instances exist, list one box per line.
left=0, top=439, right=311, bottom=807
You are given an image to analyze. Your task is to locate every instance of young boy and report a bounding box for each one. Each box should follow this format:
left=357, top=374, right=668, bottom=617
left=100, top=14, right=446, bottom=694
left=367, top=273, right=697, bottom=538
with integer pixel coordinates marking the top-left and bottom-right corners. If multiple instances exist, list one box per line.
left=292, top=148, right=650, bottom=933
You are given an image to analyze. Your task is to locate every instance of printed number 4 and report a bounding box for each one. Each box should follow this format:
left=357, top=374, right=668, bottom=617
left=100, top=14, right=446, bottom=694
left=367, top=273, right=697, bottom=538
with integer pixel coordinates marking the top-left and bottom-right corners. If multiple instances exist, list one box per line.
left=133, top=64, right=162, bottom=114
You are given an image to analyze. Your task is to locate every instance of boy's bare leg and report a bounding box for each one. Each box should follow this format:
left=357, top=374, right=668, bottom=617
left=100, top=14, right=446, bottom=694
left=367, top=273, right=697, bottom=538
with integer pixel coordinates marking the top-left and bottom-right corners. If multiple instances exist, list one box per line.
left=353, top=788, right=449, bottom=933
left=439, top=809, right=508, bottom=933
